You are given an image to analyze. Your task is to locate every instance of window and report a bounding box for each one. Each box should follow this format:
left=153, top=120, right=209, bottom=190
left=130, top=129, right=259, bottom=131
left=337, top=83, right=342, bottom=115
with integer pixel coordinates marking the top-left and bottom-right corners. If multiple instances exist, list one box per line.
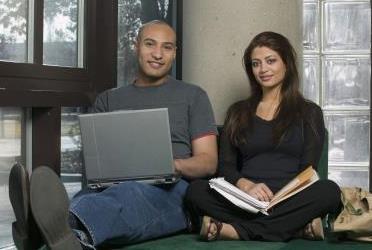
left=0, top=0, right=118, bottom=248
left=0, top=0, right=117, bottom=106
left=61, top=107, right=84, bottom=198
left=43, top=0, right=83, bottom=67
left=0, top=0, right=28, bottom=63
left=0, top=107, right=23, bottom=248
left=303, top=0, right=371, bottom=189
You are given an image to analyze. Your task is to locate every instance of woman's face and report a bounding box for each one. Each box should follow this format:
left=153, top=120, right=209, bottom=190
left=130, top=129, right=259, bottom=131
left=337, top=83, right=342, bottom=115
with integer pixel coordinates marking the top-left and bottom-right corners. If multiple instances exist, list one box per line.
left=251, top=46, right=286, bottom=91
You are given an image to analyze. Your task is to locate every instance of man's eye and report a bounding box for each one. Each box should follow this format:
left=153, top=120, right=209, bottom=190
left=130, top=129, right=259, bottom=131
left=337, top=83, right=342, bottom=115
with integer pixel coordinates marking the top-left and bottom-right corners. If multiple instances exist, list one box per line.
left=145, top=42, right=154, bottom=47
left=163, top=44, right=175, bottom=50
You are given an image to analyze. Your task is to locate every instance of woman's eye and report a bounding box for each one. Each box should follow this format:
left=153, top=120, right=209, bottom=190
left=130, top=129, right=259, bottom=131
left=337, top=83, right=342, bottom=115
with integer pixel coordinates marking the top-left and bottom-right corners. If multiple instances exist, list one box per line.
left=267, top=58, right=276, bottom=64
left=252, top=61, right=259, bottom=67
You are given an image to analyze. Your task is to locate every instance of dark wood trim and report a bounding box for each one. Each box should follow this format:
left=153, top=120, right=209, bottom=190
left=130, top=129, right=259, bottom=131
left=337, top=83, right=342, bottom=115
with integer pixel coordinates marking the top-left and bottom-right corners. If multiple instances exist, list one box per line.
left=0, top=77, right=89, bottom=92
left=0, top=90, right=92, bottom=107
left=85, top=0, right=97, bottom=92
left=96, top=0, right=117, bottom=91
left=0, top=62, right=88, bottom=81
left=0, top=0, right=118, bottom=106
left=33, top=0, right=44, bottom=64
left=176, top=0, right=183, bottom=80
left=87, top=0, right=118, bottom=93
left=32, top=107, right=61, bottom=175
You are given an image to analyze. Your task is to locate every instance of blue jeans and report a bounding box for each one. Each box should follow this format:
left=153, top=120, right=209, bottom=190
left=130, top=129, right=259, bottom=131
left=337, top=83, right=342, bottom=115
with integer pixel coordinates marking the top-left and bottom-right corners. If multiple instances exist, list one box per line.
left=69, top=180, right=189, bottom=246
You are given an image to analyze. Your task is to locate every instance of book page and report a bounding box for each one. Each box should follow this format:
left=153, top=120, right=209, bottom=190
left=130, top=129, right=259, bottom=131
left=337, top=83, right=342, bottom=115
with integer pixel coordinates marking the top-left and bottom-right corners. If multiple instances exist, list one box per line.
left=211, top=185, right=266, bottom=214
left=209, top=178, right=269, bottom=209
left=210, top=178, right=269, bottom=208
left=208, top=166, right=319, bottom=215
left=266, top=166, right=319, bottom=210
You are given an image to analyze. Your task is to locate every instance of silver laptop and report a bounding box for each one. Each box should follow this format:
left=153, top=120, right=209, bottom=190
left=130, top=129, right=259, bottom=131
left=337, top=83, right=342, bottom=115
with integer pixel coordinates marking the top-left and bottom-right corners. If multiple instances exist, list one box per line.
left=79, top=108, right=179, bottom=189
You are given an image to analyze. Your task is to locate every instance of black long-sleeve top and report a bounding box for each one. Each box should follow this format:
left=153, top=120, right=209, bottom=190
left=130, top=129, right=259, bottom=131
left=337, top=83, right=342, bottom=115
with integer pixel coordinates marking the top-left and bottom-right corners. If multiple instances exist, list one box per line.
left=219, top=101, right=325, bottom=193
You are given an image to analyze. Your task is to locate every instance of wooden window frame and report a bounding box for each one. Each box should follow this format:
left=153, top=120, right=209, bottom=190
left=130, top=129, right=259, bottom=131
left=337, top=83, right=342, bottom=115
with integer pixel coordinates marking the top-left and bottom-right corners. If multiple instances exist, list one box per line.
left=0, top=0, right=118, bottom=174
left=0, top=0, right=118, bottom=107
left=0, top=0, right=183, bottom=175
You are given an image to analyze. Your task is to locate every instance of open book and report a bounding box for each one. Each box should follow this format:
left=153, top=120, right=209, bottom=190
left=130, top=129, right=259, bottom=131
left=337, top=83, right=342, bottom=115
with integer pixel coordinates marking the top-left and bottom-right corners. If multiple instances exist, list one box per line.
left=209, top=166, right=319, bottom=215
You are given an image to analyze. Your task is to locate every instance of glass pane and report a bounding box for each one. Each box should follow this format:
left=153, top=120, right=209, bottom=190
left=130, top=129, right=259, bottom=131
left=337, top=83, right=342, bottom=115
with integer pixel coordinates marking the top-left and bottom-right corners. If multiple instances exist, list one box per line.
left=324, top=2, right=371, bottom=52
left=303, top=2, right=319, bottom=51
left=0, top=0, right=27, bottom=62
left=325, top=113, right=370, bottom=164
left=323, top=56, right=371, bottom=108
left=117, top=0, right=174, bottom=87
left=0, top=107, right=22, bottom=247
left=329, top=169, right=369, bottom=190
left=43, top=0, right=79, bottom=67
left=302, top=56, right=319, bottom=103
left=61, top=107, right=84, bottom=198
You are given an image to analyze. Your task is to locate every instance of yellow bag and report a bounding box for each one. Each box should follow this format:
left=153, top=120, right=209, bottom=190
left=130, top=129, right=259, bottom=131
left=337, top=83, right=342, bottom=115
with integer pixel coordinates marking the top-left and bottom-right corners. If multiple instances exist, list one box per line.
left=332, top=187, right=372, bottom=242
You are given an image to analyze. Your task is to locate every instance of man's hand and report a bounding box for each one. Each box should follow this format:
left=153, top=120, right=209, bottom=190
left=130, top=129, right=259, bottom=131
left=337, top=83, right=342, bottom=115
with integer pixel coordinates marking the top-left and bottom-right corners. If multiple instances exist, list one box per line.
left=173, top=159, right=182, bottom=175
left=237, top=178, right=273, bottom=202
left=173, top=134, right=217, bottom=179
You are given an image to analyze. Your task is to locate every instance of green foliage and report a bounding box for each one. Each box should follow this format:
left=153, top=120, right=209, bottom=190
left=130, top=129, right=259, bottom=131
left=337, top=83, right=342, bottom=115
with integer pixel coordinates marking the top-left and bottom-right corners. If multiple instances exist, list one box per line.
left=0, top=0, right=77, bottom=41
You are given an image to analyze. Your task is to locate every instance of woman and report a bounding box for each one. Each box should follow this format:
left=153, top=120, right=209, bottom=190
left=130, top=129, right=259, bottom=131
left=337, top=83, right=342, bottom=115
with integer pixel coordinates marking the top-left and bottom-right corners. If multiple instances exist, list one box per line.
left=185, top=31, right=341, bottom=242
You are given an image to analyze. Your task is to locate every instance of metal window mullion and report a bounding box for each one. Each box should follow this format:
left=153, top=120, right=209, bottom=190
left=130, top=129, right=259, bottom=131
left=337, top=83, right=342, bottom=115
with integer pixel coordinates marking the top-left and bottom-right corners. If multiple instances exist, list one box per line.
left=329, top=165, right=369, bottom=171
left=320, top=0, right=324, bottom=108
left=27, top=0, right=34, bottom=63
left=77, top=0, right=85, bottom=68
left=323, top=109, right=371, bottom=114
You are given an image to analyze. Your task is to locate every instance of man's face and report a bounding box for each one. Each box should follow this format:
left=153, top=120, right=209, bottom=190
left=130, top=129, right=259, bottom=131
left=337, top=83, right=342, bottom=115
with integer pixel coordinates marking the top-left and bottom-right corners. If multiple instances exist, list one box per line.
left=136, top=24, right=176, bottom=83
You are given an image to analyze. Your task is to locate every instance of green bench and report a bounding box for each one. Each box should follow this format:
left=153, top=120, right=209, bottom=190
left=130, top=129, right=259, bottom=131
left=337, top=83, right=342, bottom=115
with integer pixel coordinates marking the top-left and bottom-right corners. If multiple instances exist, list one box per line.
left=118, top=234, right=372, bottom=250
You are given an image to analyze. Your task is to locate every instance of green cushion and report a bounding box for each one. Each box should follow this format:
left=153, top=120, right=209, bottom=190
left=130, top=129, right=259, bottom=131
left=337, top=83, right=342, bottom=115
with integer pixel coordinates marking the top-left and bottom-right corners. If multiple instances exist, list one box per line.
left=109, top=234, right=372, bottom=250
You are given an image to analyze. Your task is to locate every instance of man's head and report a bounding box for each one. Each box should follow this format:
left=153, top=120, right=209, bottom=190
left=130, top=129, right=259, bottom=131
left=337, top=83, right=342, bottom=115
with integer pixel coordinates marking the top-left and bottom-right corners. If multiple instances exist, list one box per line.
left=135, top=20, right=176, bottom=86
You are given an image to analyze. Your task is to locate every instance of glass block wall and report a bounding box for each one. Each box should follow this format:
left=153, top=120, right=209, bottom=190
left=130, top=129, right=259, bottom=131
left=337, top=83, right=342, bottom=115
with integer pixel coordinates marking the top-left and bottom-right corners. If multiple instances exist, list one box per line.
left=303, top=0, right=371, bottom=189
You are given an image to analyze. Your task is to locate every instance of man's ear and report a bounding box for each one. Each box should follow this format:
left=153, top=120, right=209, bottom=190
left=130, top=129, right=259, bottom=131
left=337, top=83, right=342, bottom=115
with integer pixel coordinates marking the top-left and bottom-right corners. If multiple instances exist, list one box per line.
left=134, top=40, right=139, bottom=52
left=172, top=46, right=177, bottom=60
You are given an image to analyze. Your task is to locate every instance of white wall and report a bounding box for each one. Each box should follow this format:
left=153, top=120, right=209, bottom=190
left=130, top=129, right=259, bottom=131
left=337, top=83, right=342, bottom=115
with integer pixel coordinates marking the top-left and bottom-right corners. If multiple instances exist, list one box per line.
left=182, top=0, right=302, bottom=124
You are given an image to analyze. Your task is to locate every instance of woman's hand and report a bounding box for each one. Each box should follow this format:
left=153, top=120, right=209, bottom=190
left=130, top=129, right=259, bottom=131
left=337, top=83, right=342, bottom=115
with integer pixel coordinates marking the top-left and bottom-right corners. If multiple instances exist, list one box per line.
left=236, top=178, right=273, bottom=202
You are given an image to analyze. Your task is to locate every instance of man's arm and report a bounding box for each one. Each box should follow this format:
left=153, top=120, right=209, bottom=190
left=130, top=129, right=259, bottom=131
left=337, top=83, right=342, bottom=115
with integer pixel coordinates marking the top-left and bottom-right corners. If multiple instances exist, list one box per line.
left=174, top=134, right=218, bottom=179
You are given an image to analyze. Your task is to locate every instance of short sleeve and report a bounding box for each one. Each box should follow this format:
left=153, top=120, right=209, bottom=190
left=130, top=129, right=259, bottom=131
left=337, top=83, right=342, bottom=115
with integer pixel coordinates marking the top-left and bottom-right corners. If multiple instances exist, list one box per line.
left=92, top=90, right=109, bottom=113
left=189, top=88, right=217, bottom=140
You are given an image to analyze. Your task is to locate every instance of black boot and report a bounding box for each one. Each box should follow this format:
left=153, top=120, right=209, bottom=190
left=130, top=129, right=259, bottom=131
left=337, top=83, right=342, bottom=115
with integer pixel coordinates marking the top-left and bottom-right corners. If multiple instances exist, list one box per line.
left=9, top=163, right=44, bottom=250
left=30, top=166, right=82, bottom=250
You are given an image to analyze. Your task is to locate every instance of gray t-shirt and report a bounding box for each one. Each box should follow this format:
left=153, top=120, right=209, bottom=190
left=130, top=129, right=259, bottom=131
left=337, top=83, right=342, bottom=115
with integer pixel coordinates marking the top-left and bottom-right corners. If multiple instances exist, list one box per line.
left=93, top=76, right=217, bottom=159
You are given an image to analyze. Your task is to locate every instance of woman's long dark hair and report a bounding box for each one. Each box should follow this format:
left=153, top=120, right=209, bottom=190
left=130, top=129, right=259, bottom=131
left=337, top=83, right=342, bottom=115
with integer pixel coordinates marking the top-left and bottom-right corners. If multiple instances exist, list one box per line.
left=225, top=31, right=307, bottom=146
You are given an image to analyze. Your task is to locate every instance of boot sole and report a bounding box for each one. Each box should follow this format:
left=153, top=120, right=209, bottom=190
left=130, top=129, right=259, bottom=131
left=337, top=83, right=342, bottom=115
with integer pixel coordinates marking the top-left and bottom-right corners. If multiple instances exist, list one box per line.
left=9, top=163, right=43, bottom=250
left=30, top=166, right=82, bottom=250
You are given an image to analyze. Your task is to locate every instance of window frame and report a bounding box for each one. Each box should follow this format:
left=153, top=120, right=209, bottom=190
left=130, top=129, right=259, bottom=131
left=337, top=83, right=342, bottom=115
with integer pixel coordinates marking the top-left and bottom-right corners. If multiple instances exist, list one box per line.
left=0, top=0, right=118, bottom=175
left=302, top=0, right=371, bottom=191
left=0, top=0, right=118, bottom=107
left=0, top=0, right=183, bottom=176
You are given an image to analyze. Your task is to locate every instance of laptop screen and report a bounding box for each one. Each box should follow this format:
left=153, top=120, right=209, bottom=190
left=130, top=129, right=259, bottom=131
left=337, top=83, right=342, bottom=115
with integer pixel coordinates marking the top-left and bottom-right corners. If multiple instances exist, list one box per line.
left=79, top=108, right=176, bottom=186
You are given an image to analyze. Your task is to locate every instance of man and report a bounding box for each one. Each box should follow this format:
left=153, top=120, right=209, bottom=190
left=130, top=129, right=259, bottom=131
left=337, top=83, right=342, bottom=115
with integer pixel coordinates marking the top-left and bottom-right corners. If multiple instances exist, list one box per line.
left=9, top=20, right=217, bottom=250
